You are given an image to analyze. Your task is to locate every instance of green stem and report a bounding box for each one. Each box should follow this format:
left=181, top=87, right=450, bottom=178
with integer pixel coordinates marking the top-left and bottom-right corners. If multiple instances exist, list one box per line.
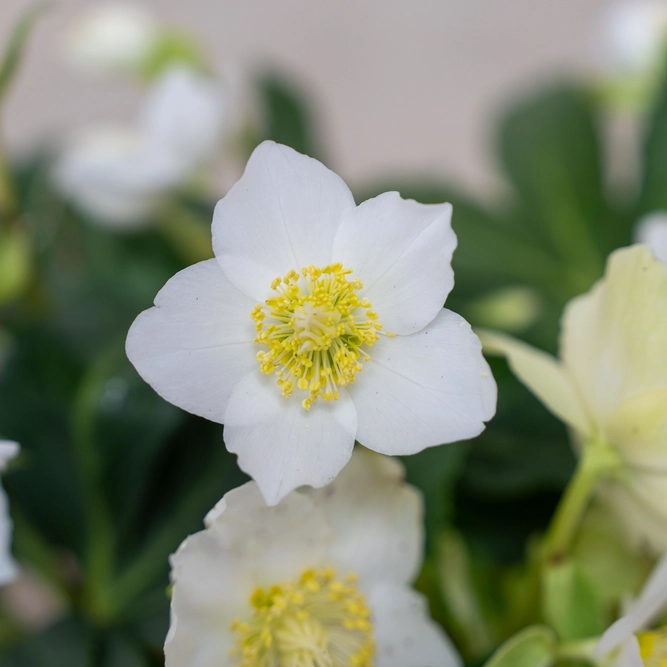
left=0, top=140, right=18, bottom=224
left=557, top=637, right=597, bottom=664
left=543, top=437, right=623, bottom=563
left=71, top=345, right=124, bottom=624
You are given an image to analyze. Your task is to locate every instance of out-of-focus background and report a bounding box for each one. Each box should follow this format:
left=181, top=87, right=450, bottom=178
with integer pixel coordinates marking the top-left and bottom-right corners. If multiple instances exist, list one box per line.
left=1, top=0, right=617, bottom=196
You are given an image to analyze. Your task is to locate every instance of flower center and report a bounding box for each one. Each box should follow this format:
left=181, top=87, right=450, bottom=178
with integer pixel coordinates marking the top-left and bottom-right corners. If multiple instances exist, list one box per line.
left=638, top=628, right=667, bottom=666
left=231, top=566, right=375, bottom=667
left=251, top=264, right=384, bottom=410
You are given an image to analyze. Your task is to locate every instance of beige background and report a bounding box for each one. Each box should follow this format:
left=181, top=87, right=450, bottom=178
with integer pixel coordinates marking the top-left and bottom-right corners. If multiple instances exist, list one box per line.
left=1, top=0, right=618, bottom=195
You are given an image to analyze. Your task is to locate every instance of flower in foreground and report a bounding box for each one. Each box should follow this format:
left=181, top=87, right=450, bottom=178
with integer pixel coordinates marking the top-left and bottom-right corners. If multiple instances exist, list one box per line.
left=165, top=448, right=461, bottom=667
left=0, top=441, right=19, bottom=586
left=126, top=141, right=496, bottom=504
left=595, top=552, right=667, bottom=666
left=54, top=66, right=225, bottom=228
left=482, top=245, right=667, bottom=553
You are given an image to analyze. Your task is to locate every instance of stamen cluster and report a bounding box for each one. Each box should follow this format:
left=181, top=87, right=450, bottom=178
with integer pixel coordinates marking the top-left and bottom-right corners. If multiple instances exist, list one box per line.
left=251, top=264, right=383, bottom=410
left=230, top=566, right=375, bottom=667
left=637, top=628, right=667, bottom=666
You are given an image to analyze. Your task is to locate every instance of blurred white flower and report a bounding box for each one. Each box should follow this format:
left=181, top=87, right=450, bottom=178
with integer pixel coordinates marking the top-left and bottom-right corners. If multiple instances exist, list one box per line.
left=54, top=67, right=225, bottom=228
left=595, top=553, right=667, bottom=666
left=166, top=448, right=462, bottom=667
left=126, top=141, right=496, bottom=505
left=482, top=245, right=667, bottom=553
left=0, top=441, right=19, bottom=586
left=63, top=3, right=160, bottom=77
left=603, top=2, right=667, bottom=76
left=635, top=211, right=667, bottom=264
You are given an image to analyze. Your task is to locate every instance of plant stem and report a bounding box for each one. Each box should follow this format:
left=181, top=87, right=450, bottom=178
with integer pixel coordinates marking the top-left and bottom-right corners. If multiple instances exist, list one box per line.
left=542, top=437, right=623, bottom=563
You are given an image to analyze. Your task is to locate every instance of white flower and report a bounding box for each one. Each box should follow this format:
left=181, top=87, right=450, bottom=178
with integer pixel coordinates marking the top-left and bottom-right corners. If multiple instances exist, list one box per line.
left=126, top=141, right=496, bottom=504
left=0, top=440, right=19, bottom=586
left=602, top=2, right=667, bottom=75
left=165, top=448, right=462, bottom=667
left=595, top=553, right=667, bottom=666
left=635, top=211, right=667, bottom=265
left=482, top=245, right=667, bottom=553
left=63, top=3, right=160, bottom=77
left=54, top=67, right=225, bottom=228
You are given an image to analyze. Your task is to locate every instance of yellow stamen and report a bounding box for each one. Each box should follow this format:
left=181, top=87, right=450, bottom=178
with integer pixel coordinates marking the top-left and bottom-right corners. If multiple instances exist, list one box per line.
left=251, top=264, right=384, bottom=409
left=638, top=628, right=667, bottom=666
left=231, top=566, right=375, bottom=667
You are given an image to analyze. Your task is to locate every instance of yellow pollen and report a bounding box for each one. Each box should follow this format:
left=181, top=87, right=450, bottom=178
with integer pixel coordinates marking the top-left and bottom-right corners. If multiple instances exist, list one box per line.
left=251, top=263, right=384, bottom=409
left=638, top=628, right=667, bottom=666
left=230, top=566, right=375, bottom=667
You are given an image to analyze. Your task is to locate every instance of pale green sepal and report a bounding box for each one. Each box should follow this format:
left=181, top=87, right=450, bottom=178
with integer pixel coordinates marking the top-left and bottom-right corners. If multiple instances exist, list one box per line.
left=483, top=625, right=557, bottom=667
left=542, top=558, right=605, bottom=642
left=478, top=329, right=590, bottom=434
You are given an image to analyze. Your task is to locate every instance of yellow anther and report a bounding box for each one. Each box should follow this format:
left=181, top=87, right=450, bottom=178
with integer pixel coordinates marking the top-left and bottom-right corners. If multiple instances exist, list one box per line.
left=231, top=566, right=374, bottom=667
left=251, top=264, right=383, bottom=409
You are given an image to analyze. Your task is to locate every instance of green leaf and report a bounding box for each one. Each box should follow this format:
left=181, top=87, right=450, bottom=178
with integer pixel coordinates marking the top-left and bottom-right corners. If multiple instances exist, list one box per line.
left=483, top=625, right=557, bottom=667
left=640, top=73, right=667, bottom=212
left=498, top=85, right=610, bottom=288
left=0, top=3, right=50, bottom=105
left=0, top=618, right=91, bottom=667
left=542, top=558, right=605, bottom=641
left=258, top=73, right=321, bottom=158
left=0, top=225, right=31, bottom=304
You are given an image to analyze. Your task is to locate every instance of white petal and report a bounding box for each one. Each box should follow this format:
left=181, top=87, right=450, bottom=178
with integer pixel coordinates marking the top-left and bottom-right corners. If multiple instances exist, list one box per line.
left=562, top=245, right=667, bottom=426
left=333, top=193, right=456, bottom=335
left=480, top=330, right=591, bottom=435
left=595, top=552, right=667, bottom=658
left=126, top=259, right=257, bottom=422
left=166, top=482, right=330, bottom=667
left=611, top=635, right=644, bottom=667
left=351, top=309, right=496, bottom=455
left=0, top=441, right=17, bottom=587
left=212, top=141, right=356, bottom=301
left=369, top=583, right=462, bottom=667
left=224, top=371, right=357, bottom=505
left=307, top=448, right=423, bottom=586
left=635, top=212, right=667, bottom=264
left=141, top=66, right=225, bottom=168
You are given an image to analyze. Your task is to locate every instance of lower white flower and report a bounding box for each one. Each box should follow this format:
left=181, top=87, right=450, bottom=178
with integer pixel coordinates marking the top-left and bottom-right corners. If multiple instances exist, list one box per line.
left=165, top=448, right=461, bottom=667
left=595, top=553, right=667, bottom=666
left=0, top=441, right=19, bottom=586
left=126, top=140, right=496, bottom=505
left=54, top=66, right=226, bottom=228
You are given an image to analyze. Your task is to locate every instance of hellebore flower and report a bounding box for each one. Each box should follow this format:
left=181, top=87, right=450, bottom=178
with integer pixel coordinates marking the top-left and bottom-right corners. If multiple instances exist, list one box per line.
left=54, top=66, right=225, bottom=228
left=0, top=441, right=19, bottom=586
left=165, top=448, right=462, bottom=667
left=126, top=141, right=496, bottom=504
left=595, top=553, right=667, bottom=666
left=483, top=245, right=667, bottom=553
left=63, top=3, right=160, bottom=77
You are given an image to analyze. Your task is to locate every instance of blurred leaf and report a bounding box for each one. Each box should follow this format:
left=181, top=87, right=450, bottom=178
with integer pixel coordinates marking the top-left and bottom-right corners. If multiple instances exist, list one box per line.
left=0, top=618, right=91, bottom=667
left=542, top=558, right=605, bottom=641
left=640, top=73, right=667, bottom=213
left=436, top=530, right=495, bottom=659
left=0, top=3, right=49, bottom=106
left=258, top=72, right=321, bottom=158
left=483, top=625, right=557, bottom=667
left=401, top=443, right=468, bottom=544
left=100, top=634, right=149, bottom=667
left=498, top=85, right=610, bottom=288
left=0, top=226, right=31, bottom=305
